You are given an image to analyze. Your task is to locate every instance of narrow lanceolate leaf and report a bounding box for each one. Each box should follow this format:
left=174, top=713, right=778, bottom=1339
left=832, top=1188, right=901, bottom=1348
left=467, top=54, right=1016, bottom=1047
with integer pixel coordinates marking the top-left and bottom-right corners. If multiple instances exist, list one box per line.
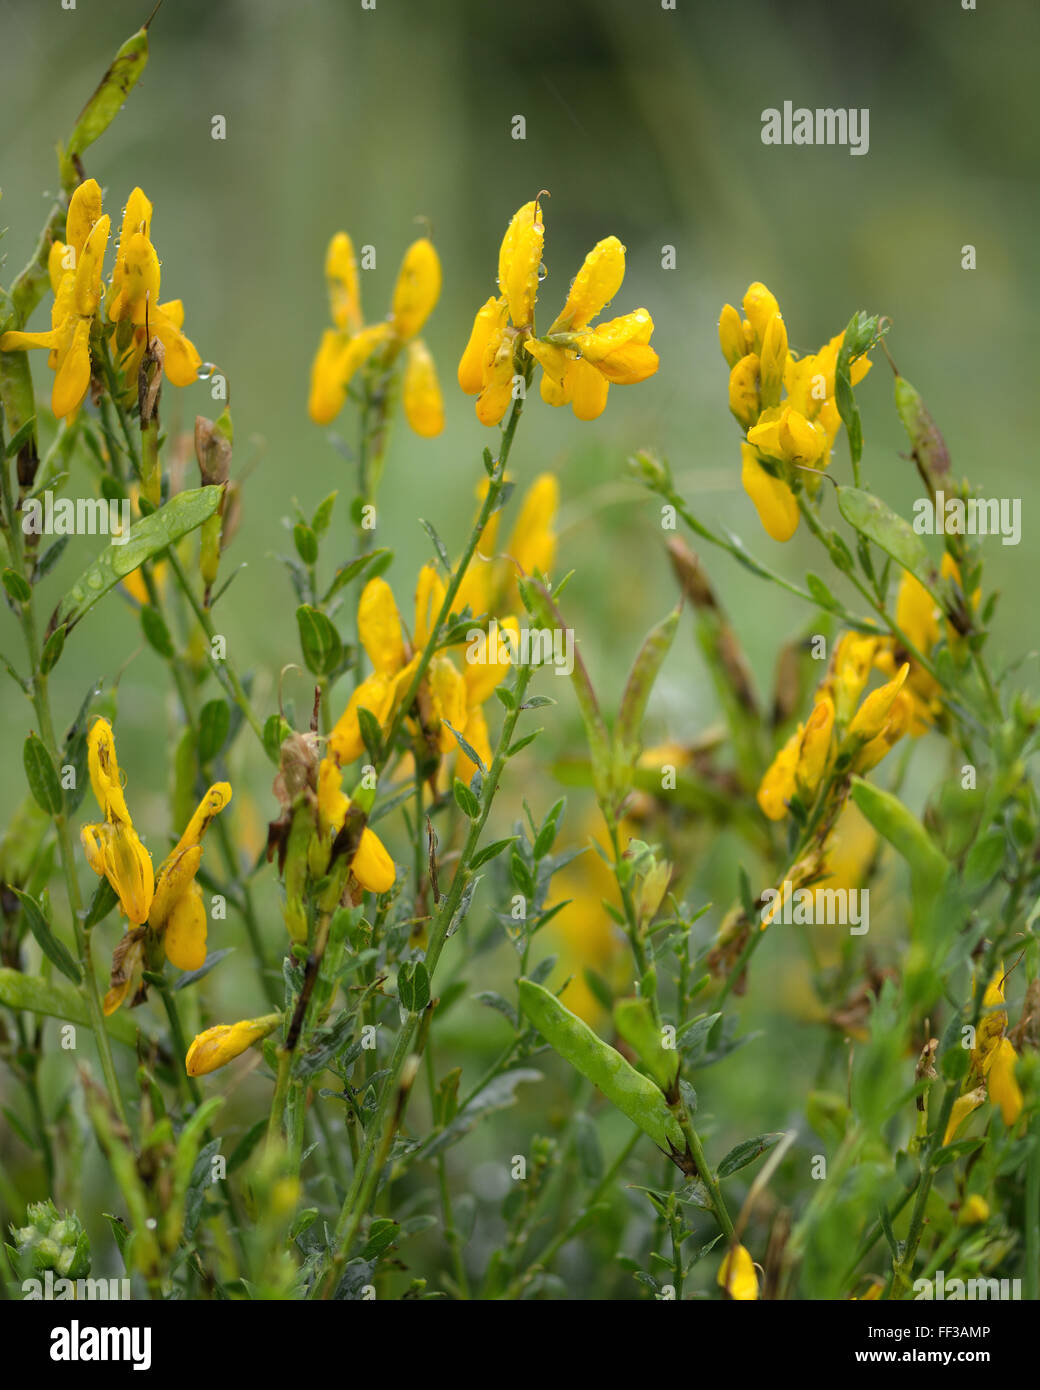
left=0, top=968, right=138, bottom=1045
left=54, top=487, right=222, bottom=633
left=836, top=487, right=940, bottom=600
left=518, top=979, right=685, bottom=1154
left=197, top=698, right=231, bottom=765
left=716, top=1132, right=785, bottom=1179
left=11, top=891, right=81, bottom=984
left=834, top=311, right=887, bottom=467
left=614, top=605, right=680, bottom=788
left=23, top=733, right=63, bottom=815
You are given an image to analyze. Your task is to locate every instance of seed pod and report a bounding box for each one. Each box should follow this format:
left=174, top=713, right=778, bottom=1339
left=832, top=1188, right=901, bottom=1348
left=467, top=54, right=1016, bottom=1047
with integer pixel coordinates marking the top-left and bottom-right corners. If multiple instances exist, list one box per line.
left=613, top=995, right=679, bottom=1095
left=894, top=374, right=950, bottom=484
left=519, top=978, right=685, bottom=1153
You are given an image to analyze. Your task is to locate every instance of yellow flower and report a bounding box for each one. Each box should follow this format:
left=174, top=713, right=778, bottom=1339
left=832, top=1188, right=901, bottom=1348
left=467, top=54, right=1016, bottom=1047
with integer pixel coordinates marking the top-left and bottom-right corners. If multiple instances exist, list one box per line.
left=958, top=1194, right=990, bottom=1226
left=757, top=727, right=800, bottom=821
left=0, top=179, right=110, bottom=419
left=986, top=1038, right=1023, bottom=1128
left=846, top=663, right=910, bottom=742
left=80, top=718, right=154, bottom=926
left=308, top=229, right=442, bottom=435
left=719, top=283, right=872, bottom=542
left=740, top=444, right=799, bottom=543
left=797, top=694, right=835, bottom=794
left=315, top=758, right=397, bottom=894
left=107, top=185, right=202, bottom=388
left=460, top=202, right=657, bottom=426
left=80, top=718, right=232, bottom=1013
left=185, top=1014, right=281, bottom=1077
left=717, top=1244, right=759, bottom=1300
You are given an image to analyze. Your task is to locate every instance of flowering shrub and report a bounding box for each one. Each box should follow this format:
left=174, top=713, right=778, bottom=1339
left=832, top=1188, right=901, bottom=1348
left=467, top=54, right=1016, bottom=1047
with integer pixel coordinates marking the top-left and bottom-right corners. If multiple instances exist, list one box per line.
left=0, top=20, right=1036, bottom=1308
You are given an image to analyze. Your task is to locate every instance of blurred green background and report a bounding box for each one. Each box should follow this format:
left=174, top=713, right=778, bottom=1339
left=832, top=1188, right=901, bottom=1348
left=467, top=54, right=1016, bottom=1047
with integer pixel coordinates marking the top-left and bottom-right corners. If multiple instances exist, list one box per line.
left=1, top=0, right=1038, bottom=1293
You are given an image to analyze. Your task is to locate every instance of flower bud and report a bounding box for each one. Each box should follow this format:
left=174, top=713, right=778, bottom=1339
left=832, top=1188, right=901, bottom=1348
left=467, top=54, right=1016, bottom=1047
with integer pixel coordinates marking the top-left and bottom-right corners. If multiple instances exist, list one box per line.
left=391, top=237, right=441, bottom=340
left=728, top=354, right=760, bottom=429
left=185, top=1014, right=281, bottom=1077
left=718, top=303, right=747, bottom=367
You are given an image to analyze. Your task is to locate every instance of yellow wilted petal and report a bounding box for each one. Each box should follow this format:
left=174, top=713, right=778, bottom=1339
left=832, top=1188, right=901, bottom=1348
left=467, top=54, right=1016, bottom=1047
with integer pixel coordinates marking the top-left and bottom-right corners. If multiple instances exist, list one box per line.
left=87, top=717, right=131, bottom=823
left=351, top=827, right=396, bottom=894
left=550, top=235, right=626, bottom=332
left=103, top=978, right=132, bottom=1017
left=150, top=844, right=202, bottom=931
left=987, top=1038, right=1023, bottom=1127
left=391, top=237, right=441, bottom=340
left=65, top=178, right=103, bottom=256
left=458, top=296, right=507, bottom=394
left=498, top=199, right=544, bottom=330
left=326, top=231, right=361, bottom=333
left=717, top=1244, right=759, bottom=1300
left=402, top=338, right=444, bottom=438
left=186, top=1014, right=280, bottom=1077
left=103, top=821, right=155, bottom=926
left=172, top=783, right=232, bottom=858
left=164, top=881, right=207, bottom=971
left=359, top=577, right=406, bottom=676
left=740, top=444, right=799, bottom=543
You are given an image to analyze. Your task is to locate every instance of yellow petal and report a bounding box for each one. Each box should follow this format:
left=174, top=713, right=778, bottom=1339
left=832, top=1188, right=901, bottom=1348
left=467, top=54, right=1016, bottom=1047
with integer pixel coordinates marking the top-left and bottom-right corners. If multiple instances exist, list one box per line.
left=498, top=199, right=544, bottom=330
left=464, top=616, right=519, bottom=706
left=717, top=1244, right=759, bottom=1300
left=329, top=671, right=394, bottom=764
left=172, top=783, right=232, bottom=857
left=740, top=444, right=799, bottom=543
left=550, top=235, right=625, bottom=332
left=51, top=317, right=92, bottom=420
left=150, top=844, right=203, bottom=930
left=81, top=824, right=107, bottom=876
left=475, top=332, right=516, bottom=426
left=87, top=717, right=131, bottom=823
left=944, top=1087, right=986, bottom=1145
left=359, top=576, right=406, bottom=677
left=413, top=563, right=446, bottom=651
left=65, top=178, right=103, bottom=256
left=427, top=654, right=468, bottom=753
left=741, top=282, right=780, bottom=353
left=164, top=881, right=207, bottom=972
left=73, top=214, right=110, bottom=317
left=507, top=474, right=558, bottom=578
left=326, top=231, right=361, bottom=334
left=757, top=728, right=800, bottom=822
left=402, top=338, right=444, bottom=438
left=797, top=694, right=834, bottom=793
left=570, top=358, right=610, bottom=420
left=317, top=756, right=349, bottom=837
left=391, top=237, right=441, bottom=340
left=847, top=664, right=910, bottom=741
left=728, top=354, right=760, bottom=429
left=308, top=328, right=350, bottom=424
left=102, top=821, right=155, bottom=926
left=987, top=1038, right=1023, bottom=1127
left=718, top=303, right=748, bottom=367
left=186, top=1015, right=280, bottom=1076
left=458, top=296, right=507, bottom=394
left=351, top=826, right=396, bottom=894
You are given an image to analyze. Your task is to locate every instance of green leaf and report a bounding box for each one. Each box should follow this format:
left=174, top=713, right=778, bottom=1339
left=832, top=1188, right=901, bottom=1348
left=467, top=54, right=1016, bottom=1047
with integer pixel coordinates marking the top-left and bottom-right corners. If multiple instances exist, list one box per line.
left=39, top=624, right=67, bottom=675
left=293, top=523, right=318, bottom=565
left=452, top=777, right=480, bottom=820
left=311, top=491, right=338, bottom=536
left=836, top=486, right=940, bottom=599
left=197, top=698, right=231, bottom=765
left=716, top=1132, right=784, bottom=1179
left=469, top=836, right=518, bottom=870
left=2, top=567, right=32, bottom=603
left=55, top=486, right=222, bottom=632
left=23, top=733, right=62, bottom=814
left=5, top=418, right=37, bottom=459
left=397, top=961, right=431, bottom=1013
left=296, top=604, right=343, bottom=675
left=322, top=548, right=391, bottom=604
left=615, top=605, right=680, bottom=788
left=11, top=890, right=81, bottom=984
left=83, top=876, right=119, bottom=929
left=140, top=604, right=174, bottom=658
left=419, top=518, right=451, bottom=573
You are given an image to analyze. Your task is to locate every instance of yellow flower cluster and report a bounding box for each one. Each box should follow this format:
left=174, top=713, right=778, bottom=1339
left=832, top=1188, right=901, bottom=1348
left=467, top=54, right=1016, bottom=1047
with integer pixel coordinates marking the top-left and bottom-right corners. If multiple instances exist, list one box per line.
left=945, top=965, right=1024, bottom=1142
left=459, top=197, right=659, bottom=425
left=308, top=230, right=443, bottom=437
left=80, top=718, right=230, bottom=1013
left=330, top=474, right=557, bottom=782
left=757, top=634, right=911, bottom=821
left=0, top=179, right=200, bottom=420
left=719, top=282, right=871, bottom=542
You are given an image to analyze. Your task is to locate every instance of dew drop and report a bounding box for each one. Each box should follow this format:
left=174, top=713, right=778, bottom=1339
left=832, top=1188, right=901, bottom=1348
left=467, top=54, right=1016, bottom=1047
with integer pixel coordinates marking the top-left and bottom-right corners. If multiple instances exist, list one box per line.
left=197, top=362, right=217, bottom=381
left=537, top=263, right=548, bottom=282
